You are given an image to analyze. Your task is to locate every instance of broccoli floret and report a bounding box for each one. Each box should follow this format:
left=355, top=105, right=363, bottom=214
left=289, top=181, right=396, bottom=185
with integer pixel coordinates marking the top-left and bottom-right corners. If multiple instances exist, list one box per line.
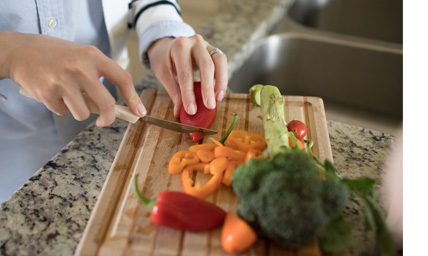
left=232, top=157, right=272, bottom=222
left=322, top=172, right=351, bottom=217
left=232, top=149, right=350, bottom=249
left=233, top=157, right=271, bottom=196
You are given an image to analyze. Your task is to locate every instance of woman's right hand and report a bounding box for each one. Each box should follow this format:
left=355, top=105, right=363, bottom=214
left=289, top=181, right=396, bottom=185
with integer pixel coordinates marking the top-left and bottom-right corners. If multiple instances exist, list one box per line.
left=0, top=31, right=146, bottom=127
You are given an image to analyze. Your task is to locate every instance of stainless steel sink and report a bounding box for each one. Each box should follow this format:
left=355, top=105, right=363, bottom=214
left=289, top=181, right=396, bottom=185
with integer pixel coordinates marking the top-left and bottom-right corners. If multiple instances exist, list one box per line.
left=228, top=0, right=403, bottom=134
left=286, top=0, right=403, bottom=44
left=229, top=33, right=402, bottom=117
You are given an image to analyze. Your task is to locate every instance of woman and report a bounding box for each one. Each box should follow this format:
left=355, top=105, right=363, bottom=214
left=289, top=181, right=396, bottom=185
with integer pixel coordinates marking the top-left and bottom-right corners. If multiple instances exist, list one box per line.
left=0, top=0, right=228, bottom=203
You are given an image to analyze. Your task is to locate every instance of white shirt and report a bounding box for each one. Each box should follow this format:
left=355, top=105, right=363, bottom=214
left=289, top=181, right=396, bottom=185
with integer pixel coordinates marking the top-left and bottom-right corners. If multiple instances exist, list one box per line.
left=0, top=0, right=195, bottom=203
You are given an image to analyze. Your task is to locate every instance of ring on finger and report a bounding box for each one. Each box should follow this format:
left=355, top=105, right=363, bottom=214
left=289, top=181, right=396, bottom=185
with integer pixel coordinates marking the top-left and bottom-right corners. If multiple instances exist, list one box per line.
left=208, top=48, right=224, bottom=57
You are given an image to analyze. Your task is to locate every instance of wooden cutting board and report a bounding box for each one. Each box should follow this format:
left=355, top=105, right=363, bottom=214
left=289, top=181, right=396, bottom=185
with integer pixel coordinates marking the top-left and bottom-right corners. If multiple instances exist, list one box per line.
left=75, top=89, right=332, bottom=256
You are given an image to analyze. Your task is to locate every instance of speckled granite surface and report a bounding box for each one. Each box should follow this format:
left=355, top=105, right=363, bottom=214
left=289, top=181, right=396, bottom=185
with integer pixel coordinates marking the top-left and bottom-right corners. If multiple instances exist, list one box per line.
left=0, top=121, right=128, bottom=256
left=0, top=0, right=398, bottom=255
left=328, top=121, right=396, bottom=256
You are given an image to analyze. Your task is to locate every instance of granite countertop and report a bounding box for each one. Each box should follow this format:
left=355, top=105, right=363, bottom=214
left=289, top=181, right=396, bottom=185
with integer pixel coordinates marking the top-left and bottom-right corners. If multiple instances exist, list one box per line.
left=0, top=0, right=397, bottom=255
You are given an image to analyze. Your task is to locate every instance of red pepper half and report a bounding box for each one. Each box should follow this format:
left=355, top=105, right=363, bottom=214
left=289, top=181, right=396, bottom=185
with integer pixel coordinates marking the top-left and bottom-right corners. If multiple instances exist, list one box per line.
left=133, top=175, right=226, bottom=232
left=180, top=81, right=217, bottom=142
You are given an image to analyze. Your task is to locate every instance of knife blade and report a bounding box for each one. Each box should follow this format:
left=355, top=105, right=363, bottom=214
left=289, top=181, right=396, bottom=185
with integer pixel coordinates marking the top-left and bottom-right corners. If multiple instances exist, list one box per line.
left=114, top=105, right=217, bottom=135
left=141, top=115, right=217, bottom=135
left=19, top=88, right=218, bottom=135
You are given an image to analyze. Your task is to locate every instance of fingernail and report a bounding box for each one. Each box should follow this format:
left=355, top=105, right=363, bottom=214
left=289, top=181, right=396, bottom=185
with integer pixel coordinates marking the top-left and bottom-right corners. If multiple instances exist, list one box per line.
left=216, top=90, right=225, bottom=102
left=187, top=103, right=197, bottom=115
left=206, top=96, right=216, bottom=109
left=137, top=104, right=147, bottom=117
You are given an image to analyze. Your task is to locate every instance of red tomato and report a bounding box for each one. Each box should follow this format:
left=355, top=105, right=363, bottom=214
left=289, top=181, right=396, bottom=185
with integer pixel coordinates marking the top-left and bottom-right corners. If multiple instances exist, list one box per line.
left=287, top=120, right=307, bottom=139
left=180, top=81, right=217, bottom=142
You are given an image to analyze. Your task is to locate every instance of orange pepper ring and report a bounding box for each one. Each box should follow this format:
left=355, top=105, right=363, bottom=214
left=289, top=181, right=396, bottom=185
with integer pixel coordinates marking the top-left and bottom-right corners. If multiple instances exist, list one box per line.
left=209, top=156, right=229, bottom=175
left=168, top=150, right=199, bottom=174
left=181, top=163, right=224, bottom=199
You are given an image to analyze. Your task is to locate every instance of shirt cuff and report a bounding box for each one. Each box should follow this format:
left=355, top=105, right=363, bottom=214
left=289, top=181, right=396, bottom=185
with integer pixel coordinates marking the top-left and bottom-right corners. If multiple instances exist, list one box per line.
left=138, top=20, right=195, bottom=69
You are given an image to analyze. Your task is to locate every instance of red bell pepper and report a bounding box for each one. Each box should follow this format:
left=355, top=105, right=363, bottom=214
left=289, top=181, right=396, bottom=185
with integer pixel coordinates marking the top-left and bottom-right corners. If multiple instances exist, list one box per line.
left=180, top=81, right=217, bottom=142
left=133, top=175, right=226, bottom=231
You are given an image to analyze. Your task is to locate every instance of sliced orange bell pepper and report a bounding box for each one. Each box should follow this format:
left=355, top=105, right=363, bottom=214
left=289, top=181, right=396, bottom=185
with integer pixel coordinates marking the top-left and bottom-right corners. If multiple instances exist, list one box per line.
left=189, top=143, right=216, bottom=163
left=222, top=161, right=238, bottom=187
left=221, top=211, right=257, bottom=253
left=188, top=143, right=215, bottom=153
left=168, top=150, right=200, bottom=174
left=244, top=148, right=264, bottom=163
left=181, top=163, right=224, bottom=199
left=225, top=130, right=267, bottom=152
left=214, top=146, right=246, bottom=161
left=196, top=150, right=215, bottom=163
left=209, top=156, right=229, bottom=175
left=209, top=137, right=224, bottom=147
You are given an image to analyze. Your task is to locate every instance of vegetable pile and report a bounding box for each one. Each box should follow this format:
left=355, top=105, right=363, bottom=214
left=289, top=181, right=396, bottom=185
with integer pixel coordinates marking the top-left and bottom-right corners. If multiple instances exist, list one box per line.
left=133, top=83, right=396, bottom=256
left=232, top=85, right=396, bottom=255
left=168, top=113, right=266, bottom=199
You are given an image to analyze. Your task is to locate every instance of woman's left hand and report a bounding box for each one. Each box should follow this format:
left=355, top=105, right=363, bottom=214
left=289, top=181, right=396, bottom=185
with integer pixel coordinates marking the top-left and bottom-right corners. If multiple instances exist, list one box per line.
left=147, top=35, right=228, bottom=117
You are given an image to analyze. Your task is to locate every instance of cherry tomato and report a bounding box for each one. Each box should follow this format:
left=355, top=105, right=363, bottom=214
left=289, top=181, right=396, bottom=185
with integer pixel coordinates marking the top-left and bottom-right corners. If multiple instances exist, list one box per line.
left=287, top=120, right=307, bottom=139
left=180, top=81, right=217, bottom=142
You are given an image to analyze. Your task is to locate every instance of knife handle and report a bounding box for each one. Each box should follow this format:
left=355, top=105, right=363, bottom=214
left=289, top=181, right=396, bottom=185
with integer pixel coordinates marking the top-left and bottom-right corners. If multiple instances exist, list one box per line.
left=19, top=88, right=140, bottom=124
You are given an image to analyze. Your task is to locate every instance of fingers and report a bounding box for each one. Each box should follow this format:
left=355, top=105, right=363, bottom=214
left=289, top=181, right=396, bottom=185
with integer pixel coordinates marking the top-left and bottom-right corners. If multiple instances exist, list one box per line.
left=163, top=74, right=183, bottom=118
left=147, top=38, right=183, bottom=117
left=192, top=38, right=216, bottom=110
left=210, top=49, right=228, bottom=102
left=81, top=79, right=117, bottom=127
left=160, top=56, right=183, bottom=117
left=10, top=35, right=143, bottom=127
left=27, top=78, right=89, bottom=120
left=97, top=55, right=146, bottom=118
left=146, top=34, right=229, bottom=117
left=191, top=40, right=228, bottom=109
left=169, top=35, right=227, bottom=115
left=41, top=95, right=69, bottom=116
left=171, top=37, right=196, bottom=115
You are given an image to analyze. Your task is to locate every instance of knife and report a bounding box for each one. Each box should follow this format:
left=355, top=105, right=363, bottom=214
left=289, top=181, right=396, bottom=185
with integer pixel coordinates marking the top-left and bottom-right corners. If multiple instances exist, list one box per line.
left=19, top=88, right=217, bottom=135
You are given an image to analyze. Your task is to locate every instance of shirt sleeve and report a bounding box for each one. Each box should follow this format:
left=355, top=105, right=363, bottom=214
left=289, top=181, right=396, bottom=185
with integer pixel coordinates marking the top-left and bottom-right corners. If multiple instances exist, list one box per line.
left=128, top=0, right=196, bottom=69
